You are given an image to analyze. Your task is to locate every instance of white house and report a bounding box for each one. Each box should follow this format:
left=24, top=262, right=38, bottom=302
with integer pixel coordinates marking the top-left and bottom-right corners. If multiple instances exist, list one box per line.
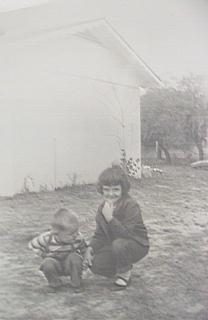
left=0, top=5, right=161, bottom=196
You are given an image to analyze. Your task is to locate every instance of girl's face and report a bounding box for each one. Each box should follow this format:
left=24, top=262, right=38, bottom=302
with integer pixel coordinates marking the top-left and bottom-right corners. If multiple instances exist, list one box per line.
left=102, top=184, right=122, bottom=205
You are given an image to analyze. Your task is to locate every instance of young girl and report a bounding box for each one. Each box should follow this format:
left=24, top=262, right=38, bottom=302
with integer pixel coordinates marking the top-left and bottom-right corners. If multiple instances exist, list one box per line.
left=83, top=165, right=149, bottom=290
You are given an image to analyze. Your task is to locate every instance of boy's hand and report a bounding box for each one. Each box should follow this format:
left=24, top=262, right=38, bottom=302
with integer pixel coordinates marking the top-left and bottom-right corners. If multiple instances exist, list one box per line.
left=28, top=242, right=45, bottom=257
left=102, top=201, right=114, bottom=222
left=83, top=247, right=94, bottom=268
left=34, top=248, right=45, bottom=257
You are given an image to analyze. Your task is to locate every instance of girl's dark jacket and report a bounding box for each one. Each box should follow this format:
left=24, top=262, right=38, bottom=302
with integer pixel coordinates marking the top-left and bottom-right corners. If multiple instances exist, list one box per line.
left=90, top=194, right=149, bottom=253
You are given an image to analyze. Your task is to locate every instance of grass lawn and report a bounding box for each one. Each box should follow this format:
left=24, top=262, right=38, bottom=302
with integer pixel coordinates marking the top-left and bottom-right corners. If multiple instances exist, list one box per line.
left=0, top=165, right=207, bottom=320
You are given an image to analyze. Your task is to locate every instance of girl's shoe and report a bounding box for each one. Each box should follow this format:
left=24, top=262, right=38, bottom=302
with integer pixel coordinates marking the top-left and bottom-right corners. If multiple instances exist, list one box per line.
left=111, top=270, right=132, bottom=291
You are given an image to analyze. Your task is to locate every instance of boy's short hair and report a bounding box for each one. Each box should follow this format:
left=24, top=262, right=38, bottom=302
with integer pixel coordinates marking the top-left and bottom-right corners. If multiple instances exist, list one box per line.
left=97, top=165, right=130, bottom=195
left=52, top=208, right=79, bottom=233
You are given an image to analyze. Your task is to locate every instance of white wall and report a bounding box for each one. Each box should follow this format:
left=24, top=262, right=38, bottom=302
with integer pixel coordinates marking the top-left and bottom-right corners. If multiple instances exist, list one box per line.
left=0, top=83, right=140, bottom=195
left=0, top=24, right=142, bottom=195
left=0, top=107, right=14, bottom=195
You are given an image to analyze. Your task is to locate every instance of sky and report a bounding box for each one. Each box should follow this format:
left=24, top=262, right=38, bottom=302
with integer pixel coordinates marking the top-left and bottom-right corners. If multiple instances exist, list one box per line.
left=0, top=0, right=208, bottom=82
left=0, top=0, right=51, bottom=11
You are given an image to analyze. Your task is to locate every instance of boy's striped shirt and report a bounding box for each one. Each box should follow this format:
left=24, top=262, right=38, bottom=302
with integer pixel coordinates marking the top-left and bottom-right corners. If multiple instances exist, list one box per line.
left=29, top=231, right=87, bottom=258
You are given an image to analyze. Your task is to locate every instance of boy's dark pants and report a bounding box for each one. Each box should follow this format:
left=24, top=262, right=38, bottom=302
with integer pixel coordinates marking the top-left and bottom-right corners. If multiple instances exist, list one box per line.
left=91, top=238, right=149, bottom=277
left=40, top=252, right=82, bottom=288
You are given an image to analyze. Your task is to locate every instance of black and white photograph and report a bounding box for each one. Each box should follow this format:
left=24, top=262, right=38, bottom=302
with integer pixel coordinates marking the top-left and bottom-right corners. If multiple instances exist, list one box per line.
left=0, top=0, right=207, bottom=319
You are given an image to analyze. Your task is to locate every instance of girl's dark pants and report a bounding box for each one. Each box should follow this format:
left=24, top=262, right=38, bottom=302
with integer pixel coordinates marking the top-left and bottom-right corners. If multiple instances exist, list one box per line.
left=91, top=238, right=149, bottom=277
left=40, top=252, right=82, bottom=288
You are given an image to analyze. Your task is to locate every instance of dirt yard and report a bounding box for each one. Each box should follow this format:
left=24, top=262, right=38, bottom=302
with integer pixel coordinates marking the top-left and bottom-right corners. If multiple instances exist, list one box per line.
left=0, top=165, right=207, bottom=320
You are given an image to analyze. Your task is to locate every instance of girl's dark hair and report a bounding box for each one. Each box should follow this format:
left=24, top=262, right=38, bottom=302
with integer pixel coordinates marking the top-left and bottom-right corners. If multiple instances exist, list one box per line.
left=97, top=165, right=130, bottom=195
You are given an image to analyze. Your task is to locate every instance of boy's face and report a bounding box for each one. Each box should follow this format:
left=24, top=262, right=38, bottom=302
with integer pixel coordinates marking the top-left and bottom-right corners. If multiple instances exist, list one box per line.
left=102, top=184, right=122, bottom=205
left=52, top=226, right=78, bottom=243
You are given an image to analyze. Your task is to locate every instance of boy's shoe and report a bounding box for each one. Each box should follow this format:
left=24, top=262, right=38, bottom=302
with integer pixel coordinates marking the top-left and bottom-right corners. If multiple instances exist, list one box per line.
left=41, top=284, right=62, bottom=294
left=49, top=278, right=63, bottom=288
left=44, top=286, right=58, bottom=293
left=68, top=281, right=85, bottom=293
left=72, top=285, right=85, bottom=294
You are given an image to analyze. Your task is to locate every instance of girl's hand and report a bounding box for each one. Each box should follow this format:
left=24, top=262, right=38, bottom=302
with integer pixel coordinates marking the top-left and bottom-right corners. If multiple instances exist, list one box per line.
left=102, top=201, right=114, bottom=222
